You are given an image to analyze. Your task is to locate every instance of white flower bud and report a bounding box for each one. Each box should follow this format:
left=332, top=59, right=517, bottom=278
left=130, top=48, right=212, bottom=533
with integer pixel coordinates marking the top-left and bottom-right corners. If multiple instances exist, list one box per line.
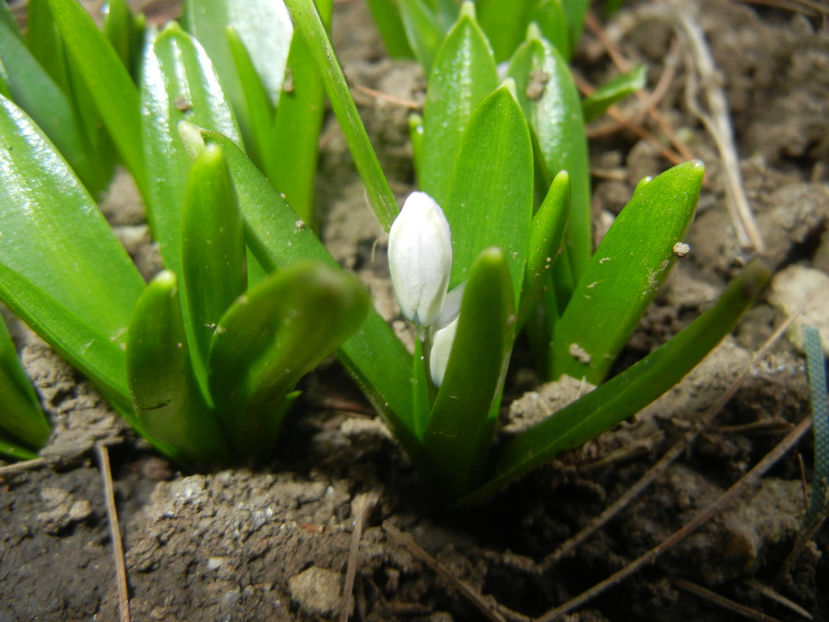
left=429, top=315, right=458, bottom=387
left=388, top=192, right=452, bottom=327
left=427, top=283, right=465, bottom=387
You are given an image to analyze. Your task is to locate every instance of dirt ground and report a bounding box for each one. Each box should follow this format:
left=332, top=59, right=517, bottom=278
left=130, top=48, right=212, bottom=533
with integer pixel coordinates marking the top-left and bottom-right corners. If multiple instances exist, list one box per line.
left=2, top=1, right=828, bottom=620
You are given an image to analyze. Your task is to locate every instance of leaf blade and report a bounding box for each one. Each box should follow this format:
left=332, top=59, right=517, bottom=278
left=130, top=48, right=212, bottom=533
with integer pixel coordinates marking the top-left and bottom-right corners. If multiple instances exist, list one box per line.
left=552, top=161, right=704, bottom=383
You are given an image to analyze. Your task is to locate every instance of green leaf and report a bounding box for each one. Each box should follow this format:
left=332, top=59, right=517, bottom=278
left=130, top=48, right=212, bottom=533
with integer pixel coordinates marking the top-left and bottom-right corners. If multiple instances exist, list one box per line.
left=420, top=2, right=497, bottom=207
left=0, top=1, right=20, bottom=37
left=582, top=64, right=646, bottom=123
left=365, top=0, right=414, bottom=57
left=181, top=144, right=246, bottom=378
left=105, top=0, right=132, bottom=69
left=399, top=0, right=444, bottom=75
left=552, top=161, right=704, bottom=383
left=127, top=271, right=230, bottom=466
left=518, top=170, right=570, bottom=327
left=530, top=0, right=570, bottom=60
left=0, top=436, right=38, bottom=462
left=198, top=130, right=418, bottom=452
left=0, top=95, right=144, bottom=409
left=184, top=0, right=292, bottom=151
left=475, top=0, right=534, bottom=62
left=0, top=19, right=89, bottom=183
left=508, top=27, right=590, bottom=290
left=141, top=23, right=241, bottom=278
left=269, top=0, right=332, bottom=227
left=422, top=248, right=514, bottom=498
left=208, top=262, right=369, bottom=457
left=225, top=27, right=276, bottom=180
left=26, top=0, right=71, bottom=92
left=445, top=83, right=534, bottom=306
left=0, top=316, right=50, bottom=450
left=561, top=0, right=589, bottom=51
left=283, top=0, right=399, bottom=228
left=458, top=258, right=772, bottom=506
left=47, top=0, right=147, bottom=194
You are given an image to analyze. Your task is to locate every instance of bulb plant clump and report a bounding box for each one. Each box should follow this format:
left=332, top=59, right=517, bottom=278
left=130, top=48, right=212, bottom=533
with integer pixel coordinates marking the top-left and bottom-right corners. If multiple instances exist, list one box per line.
left=0, top=0, right=770, bottom=507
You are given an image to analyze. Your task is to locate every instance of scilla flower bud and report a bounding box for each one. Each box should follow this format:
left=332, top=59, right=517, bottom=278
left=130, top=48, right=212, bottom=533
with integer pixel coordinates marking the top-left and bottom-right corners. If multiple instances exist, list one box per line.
left=428, top=283, right=464, bottom=387
left=388, top=192, right=452, bottom=327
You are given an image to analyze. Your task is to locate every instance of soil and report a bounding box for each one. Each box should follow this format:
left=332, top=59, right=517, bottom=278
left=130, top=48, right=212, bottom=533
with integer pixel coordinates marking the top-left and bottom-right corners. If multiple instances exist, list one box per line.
left=2, top=1, right=829, bottom=620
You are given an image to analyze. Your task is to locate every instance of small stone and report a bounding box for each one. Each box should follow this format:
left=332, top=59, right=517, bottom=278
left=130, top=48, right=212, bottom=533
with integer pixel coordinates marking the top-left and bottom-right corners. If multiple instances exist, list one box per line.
left=768, top=265, right=829, bottom=355
left=288, top=566, right=343, bottom=617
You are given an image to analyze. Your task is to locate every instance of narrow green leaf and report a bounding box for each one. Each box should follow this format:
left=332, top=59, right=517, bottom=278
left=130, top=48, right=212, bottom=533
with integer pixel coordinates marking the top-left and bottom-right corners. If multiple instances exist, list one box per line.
left=27, top=0, right=71, bottom=92
left=105, top=0, right=132, bottom=68
left=422, top=248, right=514, bottom=498
left=141, top=23, right=241, bottom=278
left=366, top=0, right=414, bottom=57
left=47, top=0, right=147, bottom=194
left=181, top=144, right=245, bottom=376
left=0, top=317, right=49, bottom=450
left=184, top=0, right=292, bottom=111
left=458, top=258, right=772, bottom=506
left=198, top=130, right=418, bottom=451
left=0, top=95, right=144, bottom=407
left=518, top=170, right=570, bottom=327
left=582, top=64, right=646, bottom=123
left=0, top=19, right=88, bottom=180
left=127, top=271, right=230, bottom=466
left=0, top=61, right=10, bottom=99
left=552, top=161, right=704, bottom=383
left=562, top=0, right=589, bottom=51
left=530, top=0, right=570, bottom=60
left=399, top=0, right=444, bottom=75
left=475, top=0, right=533, bottom=62
left=226, top=27, right=276, bottom=179
left=508, top=28, right=590, bottom=289
left=445, top=83, right=534, bottom=306
left=283, top=0, right=399, bottom=228
left=269, top=0, right=332, bottom=226
left=0, top=436, right=39, bottom=461
left=208, top=262, right=369, bottom=457
left=420, top=2, right=497, bottom=206
left=0, top=1, right=20, bottom=37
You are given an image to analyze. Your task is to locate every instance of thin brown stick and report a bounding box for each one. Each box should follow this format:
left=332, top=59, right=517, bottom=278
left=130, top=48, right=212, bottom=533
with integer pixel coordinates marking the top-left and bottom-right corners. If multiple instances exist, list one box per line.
left=96, top=443, right=130, bottom=622
left=541, top=313, right=798, bottom=570
left=585, top=12, right=696, bottom=162
left=0, top=457, right=47, bottom=475
left=574, top=73, right=686, bottom=166
left=672, top=577, right=785, bottom=622
left=746, top=579, right=814, bottom=621
left=671, top=2, right=765, bottom=253
left=383, top=522, right=507, bottom=622
left=340, top=493, right=378, bottom=622
left=536, top=416, right=813, bottom=621
left=353, top=84, right=421, bottom=110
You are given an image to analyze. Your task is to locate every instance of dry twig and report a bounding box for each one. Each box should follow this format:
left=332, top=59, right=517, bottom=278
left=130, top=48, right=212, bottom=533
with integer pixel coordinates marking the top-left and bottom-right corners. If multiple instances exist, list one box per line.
left=96, top=443, right=130, bottom=622
left=541, top=312, right=799, bottom=570
left=383, top=521, right=509, bottom=622
left=341, top=492, right=378, bottom=622
left=0, top=457, right=47, bottom=476
left=746, top=578, right=814, bottom=621
left=672, top=577, right=785, bottom=622
left=536, top=415, right=813, bottom=621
